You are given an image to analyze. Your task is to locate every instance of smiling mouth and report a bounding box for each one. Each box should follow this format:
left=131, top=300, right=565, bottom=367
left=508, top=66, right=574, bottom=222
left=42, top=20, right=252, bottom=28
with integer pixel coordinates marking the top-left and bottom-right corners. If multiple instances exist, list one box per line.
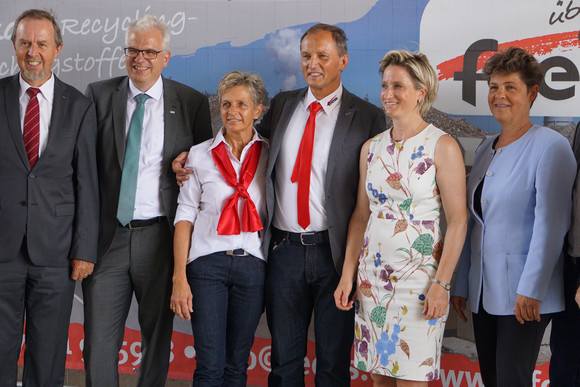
left=133, top=65, right=150, bottom=71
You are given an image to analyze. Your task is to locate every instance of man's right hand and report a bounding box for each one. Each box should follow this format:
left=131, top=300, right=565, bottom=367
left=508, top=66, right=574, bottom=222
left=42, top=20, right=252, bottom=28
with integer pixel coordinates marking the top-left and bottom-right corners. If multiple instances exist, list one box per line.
left=172, top=151, right=192, bottom=187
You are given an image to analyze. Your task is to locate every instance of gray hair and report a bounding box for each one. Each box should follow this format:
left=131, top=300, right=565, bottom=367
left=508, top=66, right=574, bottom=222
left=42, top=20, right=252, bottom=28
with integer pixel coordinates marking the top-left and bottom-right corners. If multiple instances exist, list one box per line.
left=217, top=71, right=266, bottom=107
left=126, top=15, right=170, bottom=50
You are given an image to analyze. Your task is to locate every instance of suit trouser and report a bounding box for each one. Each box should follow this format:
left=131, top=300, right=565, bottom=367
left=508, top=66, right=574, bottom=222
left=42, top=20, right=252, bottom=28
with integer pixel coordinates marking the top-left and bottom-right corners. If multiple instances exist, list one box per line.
left=549, top=256, right=580, bottom=387
left=82, top=220, right=174, bottom=387
left=472, top=302, right=551, bottom=387
left=0, top=238, right=75, bottom=387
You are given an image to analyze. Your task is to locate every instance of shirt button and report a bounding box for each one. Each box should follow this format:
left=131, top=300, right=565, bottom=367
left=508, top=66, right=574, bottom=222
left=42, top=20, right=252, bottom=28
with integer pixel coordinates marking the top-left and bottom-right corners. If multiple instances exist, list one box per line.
left=486, top=171, right=493, bottom=177
left=497, top=148, right=503, bottom=153
left=481, top=199, right=488, bottom=205
left=29, top=173, right=35, bottom=179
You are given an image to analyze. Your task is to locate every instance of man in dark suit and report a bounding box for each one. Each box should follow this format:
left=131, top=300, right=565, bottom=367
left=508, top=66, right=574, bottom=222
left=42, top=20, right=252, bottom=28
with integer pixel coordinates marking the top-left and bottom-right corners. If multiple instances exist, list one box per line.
left=0, top=9, right=98, bottom=386
left=82, top=15, right=212, bottom=386
left=550, top=121, right=580, bottom=386
left=257, top=24, right=385, bottom=386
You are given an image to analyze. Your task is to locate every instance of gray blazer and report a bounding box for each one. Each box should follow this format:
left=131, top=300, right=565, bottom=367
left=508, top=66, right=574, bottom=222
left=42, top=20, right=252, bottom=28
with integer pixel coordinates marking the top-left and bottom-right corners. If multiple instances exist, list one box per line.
left=85, top=76, right=212, bottom=259
left=257, top=87, right=385, bottom=273
left=0, top=74, right=99, bottom=265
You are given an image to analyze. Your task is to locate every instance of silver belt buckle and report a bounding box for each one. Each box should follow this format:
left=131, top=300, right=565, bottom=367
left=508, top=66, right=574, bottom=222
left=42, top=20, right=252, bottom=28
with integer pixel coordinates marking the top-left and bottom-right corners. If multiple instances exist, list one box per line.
left=299, top=232, right=316, bottom=246
left=225, top=250, right=249, bottom=256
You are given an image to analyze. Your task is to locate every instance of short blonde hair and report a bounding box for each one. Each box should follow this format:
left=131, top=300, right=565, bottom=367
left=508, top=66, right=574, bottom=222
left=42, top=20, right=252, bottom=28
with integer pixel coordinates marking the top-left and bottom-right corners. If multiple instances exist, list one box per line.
left=217, top=71, right=266, bottom=107
left=379, top=50, right=438, bottom=116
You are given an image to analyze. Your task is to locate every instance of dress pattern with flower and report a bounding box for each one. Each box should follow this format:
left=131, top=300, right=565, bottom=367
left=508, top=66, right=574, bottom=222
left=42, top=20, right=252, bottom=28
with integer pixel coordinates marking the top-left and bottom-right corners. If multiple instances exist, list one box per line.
left=354, top=124, right=448, bottom=381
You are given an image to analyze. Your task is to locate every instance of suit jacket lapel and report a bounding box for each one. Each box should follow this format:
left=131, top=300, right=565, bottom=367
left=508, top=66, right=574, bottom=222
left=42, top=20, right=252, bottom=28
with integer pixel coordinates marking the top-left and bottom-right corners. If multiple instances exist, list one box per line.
left=5, top=75, right=29, bottom=168
left=112, top=78, right=129, bottom=167
left=41, top=76, right=69, bottom=168
left=162, top=77, right=178, bottom=164
left=268, top=88, right=306, bottom=175
left=325, top=88, right=354, bottom=192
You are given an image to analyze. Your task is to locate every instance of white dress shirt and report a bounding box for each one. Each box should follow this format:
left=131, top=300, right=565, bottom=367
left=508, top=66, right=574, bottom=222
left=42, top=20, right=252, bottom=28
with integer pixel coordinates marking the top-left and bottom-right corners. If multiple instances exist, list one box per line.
left=174, top=128, right=269, bottom=263
left=273, top=84, right=343, bottom=232
left=126, top=77, right=166, bottom=220
left=19, top=73, right=55, bottom=157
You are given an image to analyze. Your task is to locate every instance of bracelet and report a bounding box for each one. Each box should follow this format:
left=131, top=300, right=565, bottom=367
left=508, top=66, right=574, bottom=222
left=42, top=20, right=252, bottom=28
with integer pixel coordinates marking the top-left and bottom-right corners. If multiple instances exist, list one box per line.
left=431, top=278, right=451, bottom=291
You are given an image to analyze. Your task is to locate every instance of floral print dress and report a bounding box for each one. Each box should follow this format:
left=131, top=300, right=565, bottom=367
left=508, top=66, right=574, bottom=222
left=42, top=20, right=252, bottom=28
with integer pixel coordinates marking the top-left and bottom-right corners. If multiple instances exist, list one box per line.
left=354, top=124, right=448, bottom=381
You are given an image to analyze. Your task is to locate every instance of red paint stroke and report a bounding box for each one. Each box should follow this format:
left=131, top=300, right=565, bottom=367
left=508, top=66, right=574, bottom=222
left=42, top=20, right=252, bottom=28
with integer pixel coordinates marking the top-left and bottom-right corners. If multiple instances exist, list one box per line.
left=437, top=30, right=580, bottom=81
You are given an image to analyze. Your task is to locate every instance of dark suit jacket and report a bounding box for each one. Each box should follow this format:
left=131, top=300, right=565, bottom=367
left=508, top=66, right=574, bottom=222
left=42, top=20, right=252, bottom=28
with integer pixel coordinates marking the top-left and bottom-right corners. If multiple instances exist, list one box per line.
left=257, top=87, right=385, bottom=273
left=0, top=74, right=99, bottom=265
left=568, top=122, right=580, bottom=287
left=85, top=76, right=212, bottom=259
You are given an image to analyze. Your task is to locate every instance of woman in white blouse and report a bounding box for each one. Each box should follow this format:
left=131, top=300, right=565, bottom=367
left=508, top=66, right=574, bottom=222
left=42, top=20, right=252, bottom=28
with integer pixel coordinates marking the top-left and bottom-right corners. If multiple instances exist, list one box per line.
left=171, top=71, right=268, bottom=386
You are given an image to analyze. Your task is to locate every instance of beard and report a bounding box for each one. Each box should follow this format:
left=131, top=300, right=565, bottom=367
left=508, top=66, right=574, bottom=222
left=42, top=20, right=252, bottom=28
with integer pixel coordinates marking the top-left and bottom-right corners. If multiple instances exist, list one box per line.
left=22, top=67, right=46, bottom=82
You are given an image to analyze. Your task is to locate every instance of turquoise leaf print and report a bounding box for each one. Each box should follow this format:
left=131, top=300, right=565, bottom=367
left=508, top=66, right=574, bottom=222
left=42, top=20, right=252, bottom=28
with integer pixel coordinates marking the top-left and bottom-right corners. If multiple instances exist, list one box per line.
left=399, top=198, right=412, bottom=215
left=357, top=361, right=367, bottom=371
left=370, top=306, right=386, bottom=328
left=411, top=234, right=435, bottom=256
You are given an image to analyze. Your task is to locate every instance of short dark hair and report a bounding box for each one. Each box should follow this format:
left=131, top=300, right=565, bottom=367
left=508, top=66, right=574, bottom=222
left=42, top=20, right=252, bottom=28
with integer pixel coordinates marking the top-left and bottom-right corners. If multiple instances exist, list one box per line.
left=300, top=23, right=348, bottom=56
left=11, top=9, right=62, bottom=47
left=482, top=47, right=544, bottom=89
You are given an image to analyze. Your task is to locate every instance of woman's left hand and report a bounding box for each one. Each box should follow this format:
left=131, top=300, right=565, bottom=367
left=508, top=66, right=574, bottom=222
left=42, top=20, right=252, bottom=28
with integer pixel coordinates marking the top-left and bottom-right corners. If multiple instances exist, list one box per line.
left=423, top=282, right=449, bottom=320
left=514, top=294, right=541, bottom=324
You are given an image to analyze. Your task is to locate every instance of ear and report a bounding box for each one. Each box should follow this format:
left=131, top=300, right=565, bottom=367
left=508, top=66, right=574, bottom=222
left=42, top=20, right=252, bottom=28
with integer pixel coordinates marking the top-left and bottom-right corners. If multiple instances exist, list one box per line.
left=418, top=87, right=427, bottom=100
left=162, top=50, right=171, bottom=68
left=339, top=53, right=349, bottom=72
left=528, top=84, right=539, bottom=103
left=55, top=43, right=63, bottom=58
left=253, top=104, right=264, bottom=120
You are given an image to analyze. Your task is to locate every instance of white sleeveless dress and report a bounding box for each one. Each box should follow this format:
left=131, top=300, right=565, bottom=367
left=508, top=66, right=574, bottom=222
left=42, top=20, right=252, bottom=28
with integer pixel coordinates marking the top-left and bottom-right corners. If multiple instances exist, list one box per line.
left=353, top=124, right=449, bottom=381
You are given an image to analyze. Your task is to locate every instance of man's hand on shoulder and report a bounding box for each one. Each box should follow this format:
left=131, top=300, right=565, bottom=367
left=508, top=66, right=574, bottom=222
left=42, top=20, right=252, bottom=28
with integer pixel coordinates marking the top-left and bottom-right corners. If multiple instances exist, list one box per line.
left=172, top=151, right=192, bottom=187
left=71, top=259, right=95, bottom=280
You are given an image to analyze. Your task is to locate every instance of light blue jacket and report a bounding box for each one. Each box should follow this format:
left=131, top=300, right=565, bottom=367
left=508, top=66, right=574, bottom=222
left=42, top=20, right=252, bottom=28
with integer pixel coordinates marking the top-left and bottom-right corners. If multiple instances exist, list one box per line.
left=453, top=125, right=576, bottom=315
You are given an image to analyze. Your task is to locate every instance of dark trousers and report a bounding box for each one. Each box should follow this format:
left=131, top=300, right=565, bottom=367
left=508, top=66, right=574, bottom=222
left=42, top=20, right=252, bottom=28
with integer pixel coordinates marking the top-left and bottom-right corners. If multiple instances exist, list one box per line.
left=0, top=239, right=75, bottom=387
left=265, top=232, right=354, bottom=387
left=82, top=221, right=174, bottom=387
left=187, top=252, right=266, bottom=387
left=550, top=257, right=580, bottom=387
left=472, top=303, right=551, bottom=387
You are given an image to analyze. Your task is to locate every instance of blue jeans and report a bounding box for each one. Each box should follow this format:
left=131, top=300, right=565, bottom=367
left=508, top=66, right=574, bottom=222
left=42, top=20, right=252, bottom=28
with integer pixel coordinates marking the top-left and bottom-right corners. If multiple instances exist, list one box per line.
left=266, top=232, right=354, bottom=387
left=187, top=252, right=266, bottom=387
left=550, top=257, right=580, bottom=387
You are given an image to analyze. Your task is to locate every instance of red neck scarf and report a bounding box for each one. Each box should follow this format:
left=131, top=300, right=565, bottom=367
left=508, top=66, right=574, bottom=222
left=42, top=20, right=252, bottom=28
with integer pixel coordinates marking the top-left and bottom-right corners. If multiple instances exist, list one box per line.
left=211, top=140, right=263, bottom=235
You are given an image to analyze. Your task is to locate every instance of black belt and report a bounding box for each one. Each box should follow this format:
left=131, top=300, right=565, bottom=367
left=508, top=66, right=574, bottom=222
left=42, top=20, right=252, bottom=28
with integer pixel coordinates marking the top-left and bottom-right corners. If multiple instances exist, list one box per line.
left=274, top=228, right=329, bottom=246
left=122, top=216, right=166, bottom=229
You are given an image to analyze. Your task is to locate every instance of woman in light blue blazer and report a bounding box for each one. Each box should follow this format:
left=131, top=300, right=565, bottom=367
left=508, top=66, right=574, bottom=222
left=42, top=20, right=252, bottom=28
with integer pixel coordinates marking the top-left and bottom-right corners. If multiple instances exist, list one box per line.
left=450, top=47, right=576, bottom=387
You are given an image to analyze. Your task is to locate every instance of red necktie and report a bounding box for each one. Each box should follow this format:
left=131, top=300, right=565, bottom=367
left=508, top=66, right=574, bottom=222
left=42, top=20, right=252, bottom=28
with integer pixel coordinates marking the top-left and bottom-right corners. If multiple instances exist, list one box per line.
left=211, top=140, right=264, bottom=235
left=23, top=87, right=41, bottom=168
left=291, top=101, right=322, bottom=229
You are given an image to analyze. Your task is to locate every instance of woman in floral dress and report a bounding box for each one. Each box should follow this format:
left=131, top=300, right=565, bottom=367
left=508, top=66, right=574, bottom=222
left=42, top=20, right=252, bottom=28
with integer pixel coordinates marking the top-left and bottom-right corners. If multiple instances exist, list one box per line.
left=334, top=50, right=467, bottom=385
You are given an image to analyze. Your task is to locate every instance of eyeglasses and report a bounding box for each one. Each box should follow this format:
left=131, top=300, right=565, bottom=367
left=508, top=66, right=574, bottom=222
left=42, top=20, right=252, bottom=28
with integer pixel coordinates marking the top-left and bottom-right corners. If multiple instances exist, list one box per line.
left=124, top=48, right=164, bottom=60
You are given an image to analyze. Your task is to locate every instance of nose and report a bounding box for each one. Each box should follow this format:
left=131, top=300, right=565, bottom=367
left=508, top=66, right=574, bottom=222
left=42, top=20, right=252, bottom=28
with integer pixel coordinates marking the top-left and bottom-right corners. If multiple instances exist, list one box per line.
left=27, top=45, right=38, bottom=57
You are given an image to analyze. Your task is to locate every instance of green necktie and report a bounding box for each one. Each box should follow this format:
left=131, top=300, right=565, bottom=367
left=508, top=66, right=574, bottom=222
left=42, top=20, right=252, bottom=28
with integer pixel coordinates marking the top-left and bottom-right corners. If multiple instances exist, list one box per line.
left=117, top=93, right=151, bottom=226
